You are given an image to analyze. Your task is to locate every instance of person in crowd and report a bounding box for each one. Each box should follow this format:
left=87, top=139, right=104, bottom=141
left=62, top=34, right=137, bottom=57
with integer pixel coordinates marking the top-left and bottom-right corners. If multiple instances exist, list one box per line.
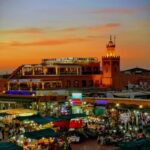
left=97, top=135, right=100, bottom=145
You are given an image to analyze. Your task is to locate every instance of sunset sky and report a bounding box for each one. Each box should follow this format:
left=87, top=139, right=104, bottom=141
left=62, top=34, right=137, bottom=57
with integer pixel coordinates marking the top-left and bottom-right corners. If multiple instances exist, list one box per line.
left=0, top=0, right=150, bottom=74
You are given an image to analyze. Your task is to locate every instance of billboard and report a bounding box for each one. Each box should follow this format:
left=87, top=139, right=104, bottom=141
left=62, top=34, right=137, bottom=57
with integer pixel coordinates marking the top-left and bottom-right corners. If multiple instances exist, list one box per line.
left=95, top=100, right=108, bottom=105
left=72, top=93, right=82, bottom=105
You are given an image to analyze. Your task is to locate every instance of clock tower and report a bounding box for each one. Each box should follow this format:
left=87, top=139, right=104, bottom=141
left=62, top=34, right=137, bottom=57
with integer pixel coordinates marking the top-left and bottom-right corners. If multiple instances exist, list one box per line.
left=102, top=36, right=120, bottom=88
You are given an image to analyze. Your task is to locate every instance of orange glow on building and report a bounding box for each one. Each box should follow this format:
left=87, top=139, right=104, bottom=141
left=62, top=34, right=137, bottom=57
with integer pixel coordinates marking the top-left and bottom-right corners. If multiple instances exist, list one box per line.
left=6, top=36, right=150, bottom=91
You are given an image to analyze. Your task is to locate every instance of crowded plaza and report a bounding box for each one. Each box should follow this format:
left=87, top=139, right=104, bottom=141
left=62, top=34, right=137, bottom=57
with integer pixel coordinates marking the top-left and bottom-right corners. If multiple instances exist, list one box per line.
left=0, top=92, right=150, bottom=150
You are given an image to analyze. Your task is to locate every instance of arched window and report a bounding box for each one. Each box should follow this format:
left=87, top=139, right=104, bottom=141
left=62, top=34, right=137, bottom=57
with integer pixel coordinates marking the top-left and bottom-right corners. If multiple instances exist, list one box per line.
left=66, top=80, right=71, bottom=88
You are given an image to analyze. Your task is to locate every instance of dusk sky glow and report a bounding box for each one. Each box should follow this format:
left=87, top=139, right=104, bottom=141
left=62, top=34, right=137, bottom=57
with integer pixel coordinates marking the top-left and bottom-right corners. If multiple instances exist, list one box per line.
left=0, top=0, right=150, bottom=74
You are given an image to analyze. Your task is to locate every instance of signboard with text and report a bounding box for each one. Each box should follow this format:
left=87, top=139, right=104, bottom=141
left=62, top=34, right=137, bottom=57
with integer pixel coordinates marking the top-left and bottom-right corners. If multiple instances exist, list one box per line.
left=72, top=93, right=82, bottom=105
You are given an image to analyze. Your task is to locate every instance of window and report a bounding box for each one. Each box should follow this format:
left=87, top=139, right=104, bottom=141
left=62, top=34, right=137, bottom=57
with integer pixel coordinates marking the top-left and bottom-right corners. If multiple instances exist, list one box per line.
left=89, top=80, right=93, bottom=87
left=66, top=80, right=71, bottom=88
left=20, top=83, right=29, bottom=90
left=44, top=82, right=51, bottom=89
left=93, top=67, right=99, bottom=73
left=73, top=80, right=79, bottom=87
left=82, top=80, right=87, bottom=87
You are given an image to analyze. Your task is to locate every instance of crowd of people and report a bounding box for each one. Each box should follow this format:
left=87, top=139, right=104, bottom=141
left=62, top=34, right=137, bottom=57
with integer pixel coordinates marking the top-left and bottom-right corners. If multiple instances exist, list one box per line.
left=0, top=120, right=25, bottom=141
left=0, top=108, right=150, bottom=150
left=86, top=109, right=150, bottom=148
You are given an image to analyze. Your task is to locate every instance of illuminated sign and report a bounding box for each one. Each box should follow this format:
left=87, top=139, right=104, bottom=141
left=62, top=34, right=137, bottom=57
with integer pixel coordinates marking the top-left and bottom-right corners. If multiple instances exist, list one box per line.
left=32, top=79, right=41, bottom=83
left=6, top=90, right=36, bottom=96
left=72, top=93, right=82, bottom=105
left=96, top=100, right=108, bottom=105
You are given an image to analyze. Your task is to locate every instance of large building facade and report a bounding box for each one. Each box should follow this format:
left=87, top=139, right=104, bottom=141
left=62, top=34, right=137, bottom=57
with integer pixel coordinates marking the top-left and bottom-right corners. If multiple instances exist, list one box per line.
left=7, top=37, right=150, bottom=92
left=0, top=78, right=7, bottom=93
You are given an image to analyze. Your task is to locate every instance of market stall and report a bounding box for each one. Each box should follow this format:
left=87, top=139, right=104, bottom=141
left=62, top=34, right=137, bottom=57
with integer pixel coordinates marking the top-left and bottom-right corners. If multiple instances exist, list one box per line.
left=12, top=128, right=67, bottom=150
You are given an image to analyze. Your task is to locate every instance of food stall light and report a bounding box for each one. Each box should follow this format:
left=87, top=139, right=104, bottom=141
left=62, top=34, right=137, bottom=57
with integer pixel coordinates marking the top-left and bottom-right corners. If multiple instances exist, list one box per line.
left=28, top=138, right=31, bottom=142
left=2, top=90, right=5, bottom=94
left=135, top=127, right=138, bottom=131
left=17, top=140, right=20, bottom=143
left=83, top=101, right=86, bottom=105
left=139, top=105, right=143, bottom=109
left=144, top=112, right=148, bottom=115
left=20, top=135, right=24, bottom=138
left=113, top=130, right=116, bottom=133
left=32, top=93, right=35, bottom=96
left=116, top=103, right=120, bottom=107
left=111, top=108, right=115, bottom=112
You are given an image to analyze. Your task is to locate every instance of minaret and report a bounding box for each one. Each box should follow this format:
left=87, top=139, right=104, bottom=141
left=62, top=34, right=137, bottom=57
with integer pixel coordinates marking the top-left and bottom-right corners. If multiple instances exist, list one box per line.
left=102, top=35, right=120, bottom=88
left=106, top=35, right=116, bottom=57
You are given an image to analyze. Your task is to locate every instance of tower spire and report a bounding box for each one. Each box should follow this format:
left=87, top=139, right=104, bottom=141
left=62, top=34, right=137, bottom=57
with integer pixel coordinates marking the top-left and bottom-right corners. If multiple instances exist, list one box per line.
left=110, top=35, right=112, bottom=41
left=106, top=35, right=116, bottom=57
left=114, top=36, right=116, bottom=45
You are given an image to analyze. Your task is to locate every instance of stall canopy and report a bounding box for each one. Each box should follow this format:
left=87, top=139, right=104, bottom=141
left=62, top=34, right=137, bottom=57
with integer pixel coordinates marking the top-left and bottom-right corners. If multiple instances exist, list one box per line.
left=0, top=109, right=37, bottom=116
left=16, top=113, right=86, bottom=124
left=24, top=128, right=60, bottom=139
left=59, top=113, right=86, bottom=120
left=94, top=107, right=106, bottom=116
left=0, top=142, right=23, bottom=150
left=16, top=114, right=56, bottom=124
left=118, top=138, right=150, bottom=150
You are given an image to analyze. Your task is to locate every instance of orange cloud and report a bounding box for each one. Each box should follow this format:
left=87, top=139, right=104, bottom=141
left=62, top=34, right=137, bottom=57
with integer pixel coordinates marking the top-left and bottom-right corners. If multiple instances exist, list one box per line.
left=57, top=23, right=121, bottom=33
left=0, top=27, right=43, bottom=34
left=87, top=23, right=121, bottom=32
left=5, top=37, right=88, bottom=46
left=58, top=27, right=80, bottom=32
